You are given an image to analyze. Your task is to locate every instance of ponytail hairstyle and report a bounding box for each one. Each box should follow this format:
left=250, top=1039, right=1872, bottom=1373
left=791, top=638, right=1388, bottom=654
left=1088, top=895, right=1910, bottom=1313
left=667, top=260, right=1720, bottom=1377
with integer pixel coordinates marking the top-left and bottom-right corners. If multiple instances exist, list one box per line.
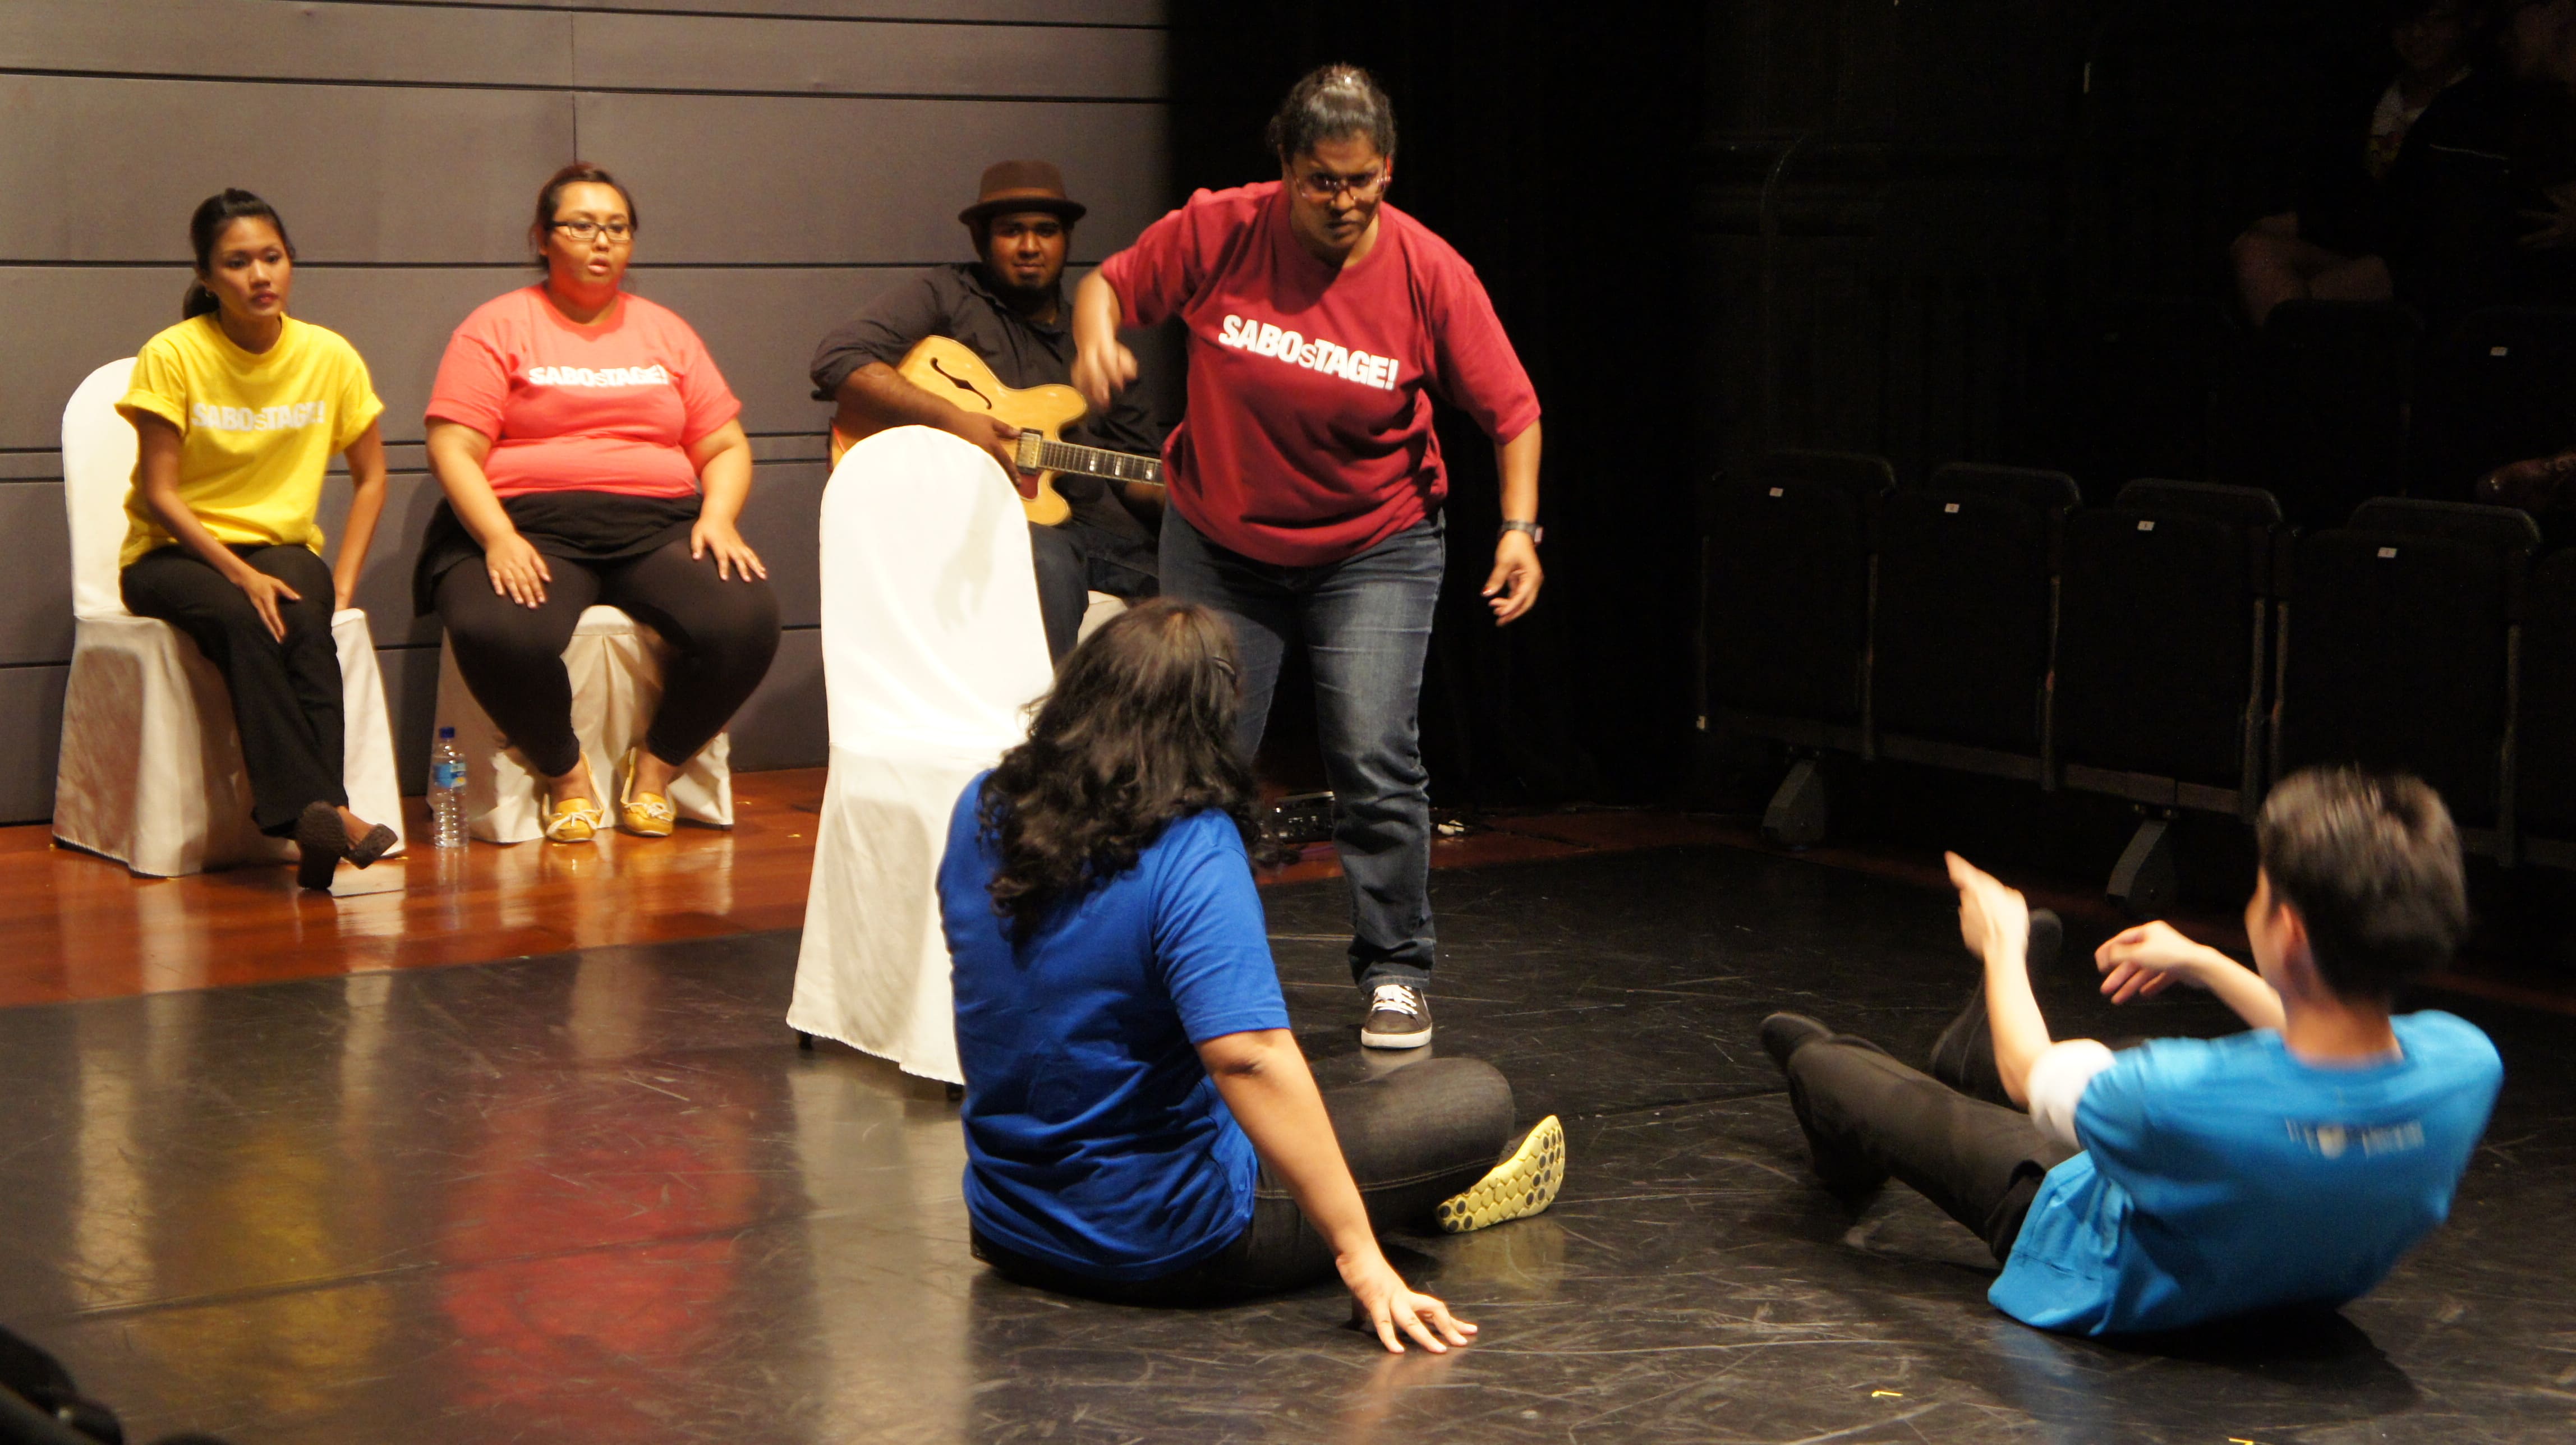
left=978, top=600, right=1263, bottom=929
left=1265, top=63, right=1399, bottom=164
left=529, top=161, right=638, bottom=269
left=183, top=189, right=295, bottom=320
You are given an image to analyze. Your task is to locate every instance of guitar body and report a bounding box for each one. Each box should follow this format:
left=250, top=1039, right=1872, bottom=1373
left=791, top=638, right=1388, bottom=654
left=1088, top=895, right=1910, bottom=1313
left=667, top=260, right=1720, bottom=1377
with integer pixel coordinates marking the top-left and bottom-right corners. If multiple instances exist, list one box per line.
left=829, top=336, right=1089, bottom=526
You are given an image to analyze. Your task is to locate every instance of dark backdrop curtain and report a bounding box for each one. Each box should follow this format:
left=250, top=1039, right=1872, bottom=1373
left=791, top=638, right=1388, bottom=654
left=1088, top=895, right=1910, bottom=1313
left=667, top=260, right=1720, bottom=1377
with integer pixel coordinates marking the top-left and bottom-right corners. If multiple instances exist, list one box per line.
left=1167, top=3, right=1709, bottom=807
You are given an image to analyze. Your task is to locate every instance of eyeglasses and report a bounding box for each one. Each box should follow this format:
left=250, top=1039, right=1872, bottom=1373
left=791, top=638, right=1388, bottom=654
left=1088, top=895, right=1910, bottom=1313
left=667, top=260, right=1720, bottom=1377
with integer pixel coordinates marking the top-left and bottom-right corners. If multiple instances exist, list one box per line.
left=551, top=219, right=635, bottom=242
left=1292, top=169, right=1388, bottom=203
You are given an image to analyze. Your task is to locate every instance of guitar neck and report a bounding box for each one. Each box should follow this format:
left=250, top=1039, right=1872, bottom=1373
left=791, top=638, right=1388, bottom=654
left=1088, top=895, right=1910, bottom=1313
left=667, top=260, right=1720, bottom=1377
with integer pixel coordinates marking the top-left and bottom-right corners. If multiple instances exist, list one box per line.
left=1025, top=435, right=1163, bottom=487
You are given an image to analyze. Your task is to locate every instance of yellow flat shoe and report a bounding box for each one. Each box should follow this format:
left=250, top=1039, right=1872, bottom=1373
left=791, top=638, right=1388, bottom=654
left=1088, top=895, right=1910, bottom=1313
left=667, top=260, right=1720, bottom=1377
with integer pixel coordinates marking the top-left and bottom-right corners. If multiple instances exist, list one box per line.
left=1436, top=1115, right=1565, bottom=1234
left=618, top=748, right=677, bottom=837
left=544, top=797, right=606, bottom=844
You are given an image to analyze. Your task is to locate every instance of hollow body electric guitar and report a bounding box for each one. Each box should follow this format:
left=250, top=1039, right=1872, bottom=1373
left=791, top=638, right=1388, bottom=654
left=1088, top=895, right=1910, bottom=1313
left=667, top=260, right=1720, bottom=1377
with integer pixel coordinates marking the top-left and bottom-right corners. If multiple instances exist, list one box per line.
left=827, top=335, right=1165, bottom=527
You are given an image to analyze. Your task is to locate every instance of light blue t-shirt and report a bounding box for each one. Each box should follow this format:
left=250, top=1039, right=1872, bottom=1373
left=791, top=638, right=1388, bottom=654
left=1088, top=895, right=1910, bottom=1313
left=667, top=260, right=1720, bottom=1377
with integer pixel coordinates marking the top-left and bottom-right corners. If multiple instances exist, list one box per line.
left=1993, top=1011, right=2502, bottom=1334
left=939, top=774, right=1292, bottom=1281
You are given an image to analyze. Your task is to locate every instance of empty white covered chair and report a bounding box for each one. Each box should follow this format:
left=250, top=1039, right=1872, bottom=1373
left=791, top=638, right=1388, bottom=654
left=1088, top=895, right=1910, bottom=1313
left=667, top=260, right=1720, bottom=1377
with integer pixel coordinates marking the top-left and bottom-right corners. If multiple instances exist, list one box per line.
left=53, top=358, right=405, bottom=877
left=432, top=609, right=734, bottom=844
left=786, top=425, right=1054, bottom=1083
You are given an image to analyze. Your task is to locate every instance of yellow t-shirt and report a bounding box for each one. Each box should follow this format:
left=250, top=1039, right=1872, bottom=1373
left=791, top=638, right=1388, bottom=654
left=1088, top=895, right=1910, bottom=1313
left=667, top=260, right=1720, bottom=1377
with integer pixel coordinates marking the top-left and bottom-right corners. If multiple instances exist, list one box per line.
left=115, top=314, right=386, bottom=568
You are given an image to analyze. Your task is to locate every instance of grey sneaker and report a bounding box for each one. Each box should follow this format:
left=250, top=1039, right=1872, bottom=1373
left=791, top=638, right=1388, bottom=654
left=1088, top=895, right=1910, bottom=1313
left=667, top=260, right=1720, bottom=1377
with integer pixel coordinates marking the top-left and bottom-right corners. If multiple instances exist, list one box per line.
left=1359, top=982, right=1433, bottom=1049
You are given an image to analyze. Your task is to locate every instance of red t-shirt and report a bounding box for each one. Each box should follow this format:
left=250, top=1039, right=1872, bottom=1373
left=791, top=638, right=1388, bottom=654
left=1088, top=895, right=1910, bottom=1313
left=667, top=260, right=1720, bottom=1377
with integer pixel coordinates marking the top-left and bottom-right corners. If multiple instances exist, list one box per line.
left=1100, top=182, right=1540, bottom=567
left=425, top=286, right=740, bottom=499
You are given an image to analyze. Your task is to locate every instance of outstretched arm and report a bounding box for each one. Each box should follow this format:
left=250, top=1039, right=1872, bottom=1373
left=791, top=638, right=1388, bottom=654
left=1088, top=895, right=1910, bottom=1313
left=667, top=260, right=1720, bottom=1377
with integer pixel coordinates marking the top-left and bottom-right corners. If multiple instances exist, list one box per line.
left=1946, top=853, right=2058, bottom=1107
left=2096, top=921, right=2286, bottom=1032
left=1197, top=1029, right=1474, bottom=1354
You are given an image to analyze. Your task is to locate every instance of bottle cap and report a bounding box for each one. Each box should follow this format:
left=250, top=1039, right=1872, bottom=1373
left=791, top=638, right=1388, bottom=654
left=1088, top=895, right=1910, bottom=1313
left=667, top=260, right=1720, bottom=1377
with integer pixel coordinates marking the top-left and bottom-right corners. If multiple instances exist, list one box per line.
left=438, top=726, right=456, bottom=739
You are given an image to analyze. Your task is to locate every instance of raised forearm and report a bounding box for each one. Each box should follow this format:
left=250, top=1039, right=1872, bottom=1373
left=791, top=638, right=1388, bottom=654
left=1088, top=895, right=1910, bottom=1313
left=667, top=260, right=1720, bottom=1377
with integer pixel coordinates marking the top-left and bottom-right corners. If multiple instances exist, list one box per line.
left=2187, top=950, right=2288, bottom=1032
left=1073, top=270, right=1123, bottom=355
left=1203, top=1032, right=1381, bottom=1262
left=1982, top=931, right=2056, bottom=1108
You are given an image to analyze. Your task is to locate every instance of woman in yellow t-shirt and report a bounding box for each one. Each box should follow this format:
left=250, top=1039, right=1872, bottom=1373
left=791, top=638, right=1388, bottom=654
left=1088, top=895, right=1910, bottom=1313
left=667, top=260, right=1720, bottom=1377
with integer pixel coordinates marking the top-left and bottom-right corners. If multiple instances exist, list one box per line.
left=117, top=189, right=398, bottom=889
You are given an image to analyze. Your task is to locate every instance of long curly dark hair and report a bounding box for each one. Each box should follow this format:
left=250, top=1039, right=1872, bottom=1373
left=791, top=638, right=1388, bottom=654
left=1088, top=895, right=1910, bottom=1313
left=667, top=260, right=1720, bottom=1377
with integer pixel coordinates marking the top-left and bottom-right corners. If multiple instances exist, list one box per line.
left=979, top=599, right=1261, bottom=927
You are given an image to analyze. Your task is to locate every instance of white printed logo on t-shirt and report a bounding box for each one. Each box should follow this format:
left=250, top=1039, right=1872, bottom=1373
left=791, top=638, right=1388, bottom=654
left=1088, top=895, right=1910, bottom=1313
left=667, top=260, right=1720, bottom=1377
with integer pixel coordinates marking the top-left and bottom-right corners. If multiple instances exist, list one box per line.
left=1215, top=315, right=1400, bottom=392
left=190, top=401, right=326, bottom=432
left=527, top=365, right=671, bottom=388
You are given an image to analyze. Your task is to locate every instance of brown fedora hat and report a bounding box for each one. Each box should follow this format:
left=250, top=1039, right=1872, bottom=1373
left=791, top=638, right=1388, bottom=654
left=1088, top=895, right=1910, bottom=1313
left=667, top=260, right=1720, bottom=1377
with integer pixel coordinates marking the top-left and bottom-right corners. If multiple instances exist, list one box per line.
left=959, top=159, right=1087, bottom=226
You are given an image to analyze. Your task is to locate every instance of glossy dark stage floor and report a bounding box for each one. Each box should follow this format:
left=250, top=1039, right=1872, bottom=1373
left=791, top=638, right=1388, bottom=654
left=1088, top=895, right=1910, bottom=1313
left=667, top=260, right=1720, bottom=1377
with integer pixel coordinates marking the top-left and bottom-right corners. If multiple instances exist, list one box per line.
left=3, top=845, right=2572, bottom=1444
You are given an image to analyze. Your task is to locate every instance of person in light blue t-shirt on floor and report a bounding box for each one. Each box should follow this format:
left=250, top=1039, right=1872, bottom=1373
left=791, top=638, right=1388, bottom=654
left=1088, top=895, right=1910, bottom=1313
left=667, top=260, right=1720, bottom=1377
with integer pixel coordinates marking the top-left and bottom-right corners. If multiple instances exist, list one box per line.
left=936, top=599, right=1566, bottom=1354
left=1761, top=766, right=2503, bottom=1336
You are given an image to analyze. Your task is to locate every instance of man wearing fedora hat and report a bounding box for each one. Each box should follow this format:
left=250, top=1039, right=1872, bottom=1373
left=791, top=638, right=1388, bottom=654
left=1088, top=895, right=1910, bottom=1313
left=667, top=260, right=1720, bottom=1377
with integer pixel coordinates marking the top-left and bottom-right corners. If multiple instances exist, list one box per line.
left=810, top=160, right=1163, bottom=659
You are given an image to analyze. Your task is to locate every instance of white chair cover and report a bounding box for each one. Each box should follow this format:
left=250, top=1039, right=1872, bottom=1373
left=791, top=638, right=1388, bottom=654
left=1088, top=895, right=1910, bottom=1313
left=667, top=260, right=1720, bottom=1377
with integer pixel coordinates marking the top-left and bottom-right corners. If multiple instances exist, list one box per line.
left=786, top=425, right=1054, bottom=1083
left=432, top=609, right=734, bottom=844
left=51, top=358, right=405, bottom=877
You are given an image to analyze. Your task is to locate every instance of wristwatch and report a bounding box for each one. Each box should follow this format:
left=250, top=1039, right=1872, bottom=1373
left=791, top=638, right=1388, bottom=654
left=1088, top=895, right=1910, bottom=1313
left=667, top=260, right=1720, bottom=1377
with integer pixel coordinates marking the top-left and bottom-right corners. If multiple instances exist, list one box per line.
left=1498, top=519, right=1543, bottom=544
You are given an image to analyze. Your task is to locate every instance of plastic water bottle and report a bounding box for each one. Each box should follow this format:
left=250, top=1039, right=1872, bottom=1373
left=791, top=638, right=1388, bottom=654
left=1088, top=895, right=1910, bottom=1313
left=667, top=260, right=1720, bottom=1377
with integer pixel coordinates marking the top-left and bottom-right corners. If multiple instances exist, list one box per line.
left=429, top=726, right=467, bottom=848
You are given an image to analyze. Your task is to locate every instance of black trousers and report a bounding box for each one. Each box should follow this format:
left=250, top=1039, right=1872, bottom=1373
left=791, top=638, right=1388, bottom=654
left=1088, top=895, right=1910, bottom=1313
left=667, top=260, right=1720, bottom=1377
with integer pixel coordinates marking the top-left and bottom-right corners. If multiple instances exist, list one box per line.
left=1784, top=994, right=2081, bottom=1262
left=973, top=1056, right=1517, bottom=1305
left=121, top=545, right=346, bottom=837
left=1029, top=518, right=1159, bottom=662
left=433, top=538, right=780, bottom=780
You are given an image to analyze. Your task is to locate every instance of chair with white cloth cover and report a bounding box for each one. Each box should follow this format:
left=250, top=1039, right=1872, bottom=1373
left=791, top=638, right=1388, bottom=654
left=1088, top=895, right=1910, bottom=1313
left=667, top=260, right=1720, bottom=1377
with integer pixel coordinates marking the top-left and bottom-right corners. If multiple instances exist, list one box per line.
left=786, top=425, right=1054, bottom=1084
left=52, top=358, right=406, bottom=877
left=431, top=608, right=734, bottom=844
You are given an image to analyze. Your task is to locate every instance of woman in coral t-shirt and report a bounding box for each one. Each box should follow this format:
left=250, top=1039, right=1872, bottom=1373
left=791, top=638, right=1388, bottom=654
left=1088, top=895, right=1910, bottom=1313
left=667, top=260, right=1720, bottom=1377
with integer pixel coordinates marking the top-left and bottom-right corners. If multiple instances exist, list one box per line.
left=1071, top=65, right=1545, bottom=1051
left=424, top=163, right=779, bottom=844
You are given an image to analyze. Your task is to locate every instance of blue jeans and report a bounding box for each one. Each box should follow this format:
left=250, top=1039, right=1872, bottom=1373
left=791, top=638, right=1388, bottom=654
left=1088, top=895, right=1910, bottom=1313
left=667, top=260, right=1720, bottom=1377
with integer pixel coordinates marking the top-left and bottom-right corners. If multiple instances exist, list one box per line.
left=1158, top=508, right=1444, bottom=987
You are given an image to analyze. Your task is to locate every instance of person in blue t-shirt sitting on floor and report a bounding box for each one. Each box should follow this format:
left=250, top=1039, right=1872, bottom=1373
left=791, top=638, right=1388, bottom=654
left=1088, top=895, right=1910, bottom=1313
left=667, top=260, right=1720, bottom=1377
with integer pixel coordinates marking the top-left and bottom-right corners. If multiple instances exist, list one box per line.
left=1760, top=766, right=2503, bottom=1336
left=936, top=599, right=1567, bottom=1352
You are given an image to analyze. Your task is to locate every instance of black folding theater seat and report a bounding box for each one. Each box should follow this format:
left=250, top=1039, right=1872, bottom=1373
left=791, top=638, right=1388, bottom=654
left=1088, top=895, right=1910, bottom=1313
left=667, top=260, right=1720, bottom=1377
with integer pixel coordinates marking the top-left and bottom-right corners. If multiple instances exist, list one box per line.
left=2056, top=480, right=2282, bottom=910
left=2210, top=300, right=2421, bottom=529
left=1703, top=449, right=1894, bottom=746
left=1702, top=450, right=1895, bottom=844
left=2411, top=307, right=2576, bottom=503
left=1872, top=463, right=2080, bottom=782
left=2513, top=548, right=2576, bottom=867
left=2275, top=498, right=2538, bottom=858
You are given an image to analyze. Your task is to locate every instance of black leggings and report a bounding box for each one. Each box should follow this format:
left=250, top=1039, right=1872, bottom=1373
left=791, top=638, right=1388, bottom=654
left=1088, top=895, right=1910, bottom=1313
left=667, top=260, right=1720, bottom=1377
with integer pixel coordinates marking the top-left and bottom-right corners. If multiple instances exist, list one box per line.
left=972, top=1057, right=1518, bottom=1305
left=433, top=539, right=780, bottom=779
left=1783, top=987, right=2092, bottom=1262
left=121, top=545, right=346, bottom=837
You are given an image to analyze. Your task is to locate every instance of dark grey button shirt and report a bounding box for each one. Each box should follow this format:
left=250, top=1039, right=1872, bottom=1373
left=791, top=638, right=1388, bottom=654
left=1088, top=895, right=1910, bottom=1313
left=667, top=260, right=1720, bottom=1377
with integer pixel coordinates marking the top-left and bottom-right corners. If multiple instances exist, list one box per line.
left=808, top=264, right=1163, bottom=547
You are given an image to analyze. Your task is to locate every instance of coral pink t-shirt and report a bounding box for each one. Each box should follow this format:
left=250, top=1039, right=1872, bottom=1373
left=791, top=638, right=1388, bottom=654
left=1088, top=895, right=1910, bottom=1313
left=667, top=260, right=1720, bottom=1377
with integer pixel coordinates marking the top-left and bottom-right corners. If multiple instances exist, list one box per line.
left=1099, top=182, right=1539, bottom=567
left=425, top=287, right=740, bottom=499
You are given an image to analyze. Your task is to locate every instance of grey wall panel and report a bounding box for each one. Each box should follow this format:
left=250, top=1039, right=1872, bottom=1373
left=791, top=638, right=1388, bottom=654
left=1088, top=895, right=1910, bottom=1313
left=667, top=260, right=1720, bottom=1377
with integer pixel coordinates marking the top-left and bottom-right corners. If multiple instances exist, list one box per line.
left=623, top=266, right=912, bottom=436
left=0, top=665, right=69, bottom=826
left=389, top=1, right=1165, bottom=24
left=724, top=627, right=825, bottom=771
left=734, top=462, right=829, bottom=629
left=574, top=92, right=1168, bottom=264
left=573, top=12, right=1163, bottom=98
left=313, top=472, right=447, bottom=648
left=378, top=643, right=442, bottom=796
left=0, top=487, right=74, bottom=667
left=0, top=77, right=576, bottom=264
left=1, top=1, right=571, bottom=88
left=282, top=268, right=534, bottom=445
left=0, top=265, right=196, bottom=452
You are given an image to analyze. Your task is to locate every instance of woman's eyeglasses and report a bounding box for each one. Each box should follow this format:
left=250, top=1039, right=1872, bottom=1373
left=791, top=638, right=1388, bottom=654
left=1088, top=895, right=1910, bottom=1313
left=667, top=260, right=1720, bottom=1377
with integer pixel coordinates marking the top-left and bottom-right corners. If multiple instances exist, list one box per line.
left=1292, top=170, right=1387, bottom=203
left=551, top=219, right=636, bottom=242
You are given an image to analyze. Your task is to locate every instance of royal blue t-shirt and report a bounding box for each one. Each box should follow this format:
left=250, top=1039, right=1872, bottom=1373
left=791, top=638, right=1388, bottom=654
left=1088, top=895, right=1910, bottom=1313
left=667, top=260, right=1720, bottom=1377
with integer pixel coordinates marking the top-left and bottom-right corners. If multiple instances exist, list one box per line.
left=1992, top=1011, right=2502, bottom=1334
left=938, top=774, right=1291, bottom=1280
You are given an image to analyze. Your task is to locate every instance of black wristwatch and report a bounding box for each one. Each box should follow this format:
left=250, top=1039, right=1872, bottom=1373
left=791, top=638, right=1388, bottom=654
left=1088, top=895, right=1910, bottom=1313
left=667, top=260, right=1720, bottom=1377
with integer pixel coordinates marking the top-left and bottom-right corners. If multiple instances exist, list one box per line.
left=1498, top=519, right=1543, bottom=544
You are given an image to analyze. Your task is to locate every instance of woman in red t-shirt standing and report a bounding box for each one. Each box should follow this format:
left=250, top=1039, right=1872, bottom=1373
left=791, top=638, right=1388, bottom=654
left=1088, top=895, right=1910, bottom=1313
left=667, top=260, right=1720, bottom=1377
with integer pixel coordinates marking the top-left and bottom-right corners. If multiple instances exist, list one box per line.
left=1072, top=65, right=1544, bottom=1050
left=423, top=163, right=779, bottom=844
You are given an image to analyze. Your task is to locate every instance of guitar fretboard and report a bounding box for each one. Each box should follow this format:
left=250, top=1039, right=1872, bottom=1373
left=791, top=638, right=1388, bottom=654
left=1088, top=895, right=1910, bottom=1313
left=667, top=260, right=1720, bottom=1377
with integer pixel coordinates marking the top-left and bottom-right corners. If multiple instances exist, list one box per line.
left=1028, top=436, right=1163, bottom=486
